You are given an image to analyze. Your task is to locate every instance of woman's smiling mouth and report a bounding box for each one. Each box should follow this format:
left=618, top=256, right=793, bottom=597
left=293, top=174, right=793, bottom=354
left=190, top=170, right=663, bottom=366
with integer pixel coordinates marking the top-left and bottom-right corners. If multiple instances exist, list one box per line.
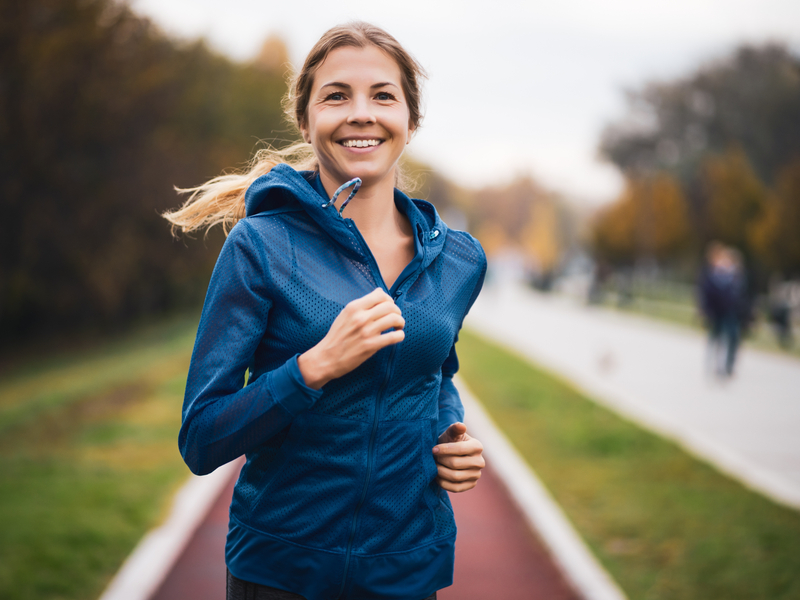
left=340, top=139, right=383, bottom=148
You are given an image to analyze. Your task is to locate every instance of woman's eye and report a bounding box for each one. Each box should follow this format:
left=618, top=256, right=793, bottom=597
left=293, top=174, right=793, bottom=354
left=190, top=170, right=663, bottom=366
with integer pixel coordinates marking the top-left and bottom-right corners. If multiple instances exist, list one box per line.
left=325, top=92, right=345, bottom=101
left=376, top=92, right=396, bottom=101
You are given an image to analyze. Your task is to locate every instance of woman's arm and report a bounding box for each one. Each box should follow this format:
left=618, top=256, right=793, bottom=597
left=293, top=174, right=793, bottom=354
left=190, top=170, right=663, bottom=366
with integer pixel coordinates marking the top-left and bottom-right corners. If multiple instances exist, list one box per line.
left=179, top=222, right=322, bottom=475
left=433, top=235, right=488, bottom=491
left=433, top=344, right=485, bottom=493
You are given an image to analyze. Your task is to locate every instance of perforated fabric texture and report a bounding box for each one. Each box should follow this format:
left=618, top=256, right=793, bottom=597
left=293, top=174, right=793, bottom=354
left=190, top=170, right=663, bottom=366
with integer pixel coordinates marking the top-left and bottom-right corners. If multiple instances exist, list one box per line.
left=180, top=164, right=486, bottom=600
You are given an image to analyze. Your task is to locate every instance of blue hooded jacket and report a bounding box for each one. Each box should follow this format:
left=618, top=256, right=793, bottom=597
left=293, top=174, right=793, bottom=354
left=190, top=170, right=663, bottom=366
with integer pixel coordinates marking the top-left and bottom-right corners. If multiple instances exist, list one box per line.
left=179, top=164, right=486, bottom=600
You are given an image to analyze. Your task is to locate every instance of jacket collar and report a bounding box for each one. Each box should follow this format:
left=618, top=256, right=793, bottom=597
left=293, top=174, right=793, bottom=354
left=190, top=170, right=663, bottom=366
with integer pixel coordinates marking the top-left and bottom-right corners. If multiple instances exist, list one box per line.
left=244, top=163, right=447, bottom=268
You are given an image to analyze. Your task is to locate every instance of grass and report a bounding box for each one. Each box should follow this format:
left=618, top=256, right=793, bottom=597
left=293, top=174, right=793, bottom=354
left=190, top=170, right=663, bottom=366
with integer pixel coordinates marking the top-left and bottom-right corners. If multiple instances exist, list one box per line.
left=456, top=328, right=800, bottom=600
left=0, top=317, right=197, bottom=600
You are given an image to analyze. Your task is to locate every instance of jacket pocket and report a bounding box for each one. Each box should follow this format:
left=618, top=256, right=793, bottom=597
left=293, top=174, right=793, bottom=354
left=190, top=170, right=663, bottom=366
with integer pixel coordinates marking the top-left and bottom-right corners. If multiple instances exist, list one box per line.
left=248, top=414, right=310, bottom=521
left=249, top=413, right=368, bottom=551
left=354, top=420, right=439, bottom=555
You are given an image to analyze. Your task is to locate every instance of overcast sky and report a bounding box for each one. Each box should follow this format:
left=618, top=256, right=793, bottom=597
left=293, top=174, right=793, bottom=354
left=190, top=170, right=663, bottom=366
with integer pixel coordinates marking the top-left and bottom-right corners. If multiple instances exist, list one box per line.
left=129, top=0, right=800, bottom=205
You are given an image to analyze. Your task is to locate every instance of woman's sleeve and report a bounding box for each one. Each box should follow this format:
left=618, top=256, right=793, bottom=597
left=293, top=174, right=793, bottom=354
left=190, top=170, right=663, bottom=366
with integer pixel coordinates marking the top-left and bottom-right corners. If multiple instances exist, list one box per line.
left=437, top=236, right=487, bottom=439
left=179, top=221, right=322, bottom=475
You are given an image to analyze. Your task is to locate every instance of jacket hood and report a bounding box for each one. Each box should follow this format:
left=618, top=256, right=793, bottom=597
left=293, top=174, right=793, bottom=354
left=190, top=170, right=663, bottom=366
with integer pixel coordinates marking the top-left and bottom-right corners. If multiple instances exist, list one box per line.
left=244, top=163, right=448, bottom=269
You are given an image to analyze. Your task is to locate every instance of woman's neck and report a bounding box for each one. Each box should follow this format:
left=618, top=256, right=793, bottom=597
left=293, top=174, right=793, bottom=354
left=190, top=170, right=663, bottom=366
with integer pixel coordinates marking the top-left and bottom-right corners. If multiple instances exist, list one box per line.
left=319, top=171, right=409, bottom=241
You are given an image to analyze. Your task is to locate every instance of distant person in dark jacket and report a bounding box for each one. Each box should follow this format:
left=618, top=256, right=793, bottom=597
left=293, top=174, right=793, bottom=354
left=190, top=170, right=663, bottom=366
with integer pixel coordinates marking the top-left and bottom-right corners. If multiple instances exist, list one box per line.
left=699, top=242, right=747, bottom=378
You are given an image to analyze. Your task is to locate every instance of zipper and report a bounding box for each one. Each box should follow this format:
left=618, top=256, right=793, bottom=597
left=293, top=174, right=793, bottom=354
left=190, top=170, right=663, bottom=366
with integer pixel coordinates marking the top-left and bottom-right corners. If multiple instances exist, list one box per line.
left=336, top=342, right=398, bottom=600
left=343, top=217, right=423, bottom=295
left=344, top=218, right=389, bottom=292
left=336, top=218, right=409, bottom=599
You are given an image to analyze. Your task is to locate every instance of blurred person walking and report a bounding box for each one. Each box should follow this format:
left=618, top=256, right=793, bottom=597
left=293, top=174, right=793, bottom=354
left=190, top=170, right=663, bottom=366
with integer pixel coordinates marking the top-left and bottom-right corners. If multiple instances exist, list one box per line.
left=163, top=22, right=486, bottom=600
left=698, top=242, right=747, bottom=378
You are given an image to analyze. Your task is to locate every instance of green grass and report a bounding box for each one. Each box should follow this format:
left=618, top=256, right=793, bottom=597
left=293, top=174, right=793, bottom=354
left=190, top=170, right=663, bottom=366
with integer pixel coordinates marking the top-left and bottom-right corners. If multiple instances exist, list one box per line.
left=456, top=328, right=800, bottom=600
left=0, top=318, right=197, bottom=600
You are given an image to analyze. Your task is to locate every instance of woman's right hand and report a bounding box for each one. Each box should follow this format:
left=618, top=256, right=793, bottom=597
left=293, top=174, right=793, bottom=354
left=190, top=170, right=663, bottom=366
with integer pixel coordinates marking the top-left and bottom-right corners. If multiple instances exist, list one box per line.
left=297, top=288, right=405, bottom=389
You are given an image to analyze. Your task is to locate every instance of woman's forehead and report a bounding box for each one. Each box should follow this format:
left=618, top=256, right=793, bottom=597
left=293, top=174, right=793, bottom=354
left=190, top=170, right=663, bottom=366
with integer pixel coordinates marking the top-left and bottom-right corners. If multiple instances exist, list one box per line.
left=313, top=45, right=403, bottom=89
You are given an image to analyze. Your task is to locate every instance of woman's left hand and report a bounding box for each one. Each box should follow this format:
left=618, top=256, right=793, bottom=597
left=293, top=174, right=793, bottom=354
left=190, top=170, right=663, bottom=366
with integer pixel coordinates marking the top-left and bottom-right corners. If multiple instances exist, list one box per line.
left=432, top=423, right=485, bottom=492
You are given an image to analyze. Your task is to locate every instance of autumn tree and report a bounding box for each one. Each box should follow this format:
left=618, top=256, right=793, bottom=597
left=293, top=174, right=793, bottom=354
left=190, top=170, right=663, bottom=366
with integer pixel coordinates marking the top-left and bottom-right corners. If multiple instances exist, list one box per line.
left=0, top=0, right=289, bottom=348
left=597, top=43, right=800, bottom=281
left=701, top=147, right=769, bottom=262
left=522, top=200, right=560, bottom=274
left=592, top=172, right=692, bottom=266
left=254, top=33, right=291, bottom=75
left=752, top=158, right=800, bottom=275
left=600, top=44, right=800, bottom=191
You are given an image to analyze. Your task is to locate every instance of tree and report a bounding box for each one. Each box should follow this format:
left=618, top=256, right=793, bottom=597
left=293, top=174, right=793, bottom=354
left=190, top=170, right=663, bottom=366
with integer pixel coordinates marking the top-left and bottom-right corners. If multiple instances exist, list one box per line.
left=600, top=44, right=800, bottom=190
left=253, top=33, right=291, bottom=75
left=0, top=0, right=289, bottom=348
left=522, top=199, right=560, bottom=274
left=702, top=147, right=769, bottom=259
left=591, top=188, right=637, bottom=265
left=752, top=157, right=800, bottom=275
left=591, top=172, right=692, bottom=266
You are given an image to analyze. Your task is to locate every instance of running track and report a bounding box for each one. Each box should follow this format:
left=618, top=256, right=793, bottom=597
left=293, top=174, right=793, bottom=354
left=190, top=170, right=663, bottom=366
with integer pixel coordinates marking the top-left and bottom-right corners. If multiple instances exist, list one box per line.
left=150, top=463, right=579, bottom=600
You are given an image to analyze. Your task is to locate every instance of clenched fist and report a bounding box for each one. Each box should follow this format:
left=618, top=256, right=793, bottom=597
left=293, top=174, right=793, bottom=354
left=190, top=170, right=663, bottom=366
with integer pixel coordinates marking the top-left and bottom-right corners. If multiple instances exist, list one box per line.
left=298, top=288, right=405, bottom=389
left=433, top=422, right=485, bottom=492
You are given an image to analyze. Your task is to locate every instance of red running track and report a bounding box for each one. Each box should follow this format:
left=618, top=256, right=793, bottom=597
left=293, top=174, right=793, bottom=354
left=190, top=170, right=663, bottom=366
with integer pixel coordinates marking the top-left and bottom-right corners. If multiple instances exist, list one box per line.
left=151, top=465, right=579, bottom=600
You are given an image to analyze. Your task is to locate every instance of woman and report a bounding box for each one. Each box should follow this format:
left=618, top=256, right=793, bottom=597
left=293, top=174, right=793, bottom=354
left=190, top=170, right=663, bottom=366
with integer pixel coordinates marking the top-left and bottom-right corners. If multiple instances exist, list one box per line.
left=165, top=22, right=487, bottom=600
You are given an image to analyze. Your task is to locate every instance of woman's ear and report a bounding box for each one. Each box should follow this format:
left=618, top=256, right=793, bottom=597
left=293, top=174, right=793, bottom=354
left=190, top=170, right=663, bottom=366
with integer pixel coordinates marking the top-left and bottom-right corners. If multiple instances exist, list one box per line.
left=300, top=121, right=310, bottom=143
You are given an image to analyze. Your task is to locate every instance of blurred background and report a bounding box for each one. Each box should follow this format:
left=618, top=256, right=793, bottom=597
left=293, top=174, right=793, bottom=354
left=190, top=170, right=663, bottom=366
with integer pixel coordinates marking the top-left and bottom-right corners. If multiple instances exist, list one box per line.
left=1, top=1, right=799, bottom=599
left=3, top=0, right=800, bottom=351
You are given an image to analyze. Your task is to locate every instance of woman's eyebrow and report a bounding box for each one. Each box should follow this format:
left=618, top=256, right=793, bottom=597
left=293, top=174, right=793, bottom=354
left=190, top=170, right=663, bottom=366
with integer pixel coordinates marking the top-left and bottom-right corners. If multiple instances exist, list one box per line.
left=319, top=81, right=400, bottom=90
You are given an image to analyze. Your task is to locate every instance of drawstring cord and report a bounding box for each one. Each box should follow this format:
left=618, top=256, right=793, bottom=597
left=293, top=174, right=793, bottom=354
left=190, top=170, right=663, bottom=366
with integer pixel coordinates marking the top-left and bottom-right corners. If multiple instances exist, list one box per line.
left=321, top=178, right=441, bottom=242
left=320, top=177, right=362, bottom=217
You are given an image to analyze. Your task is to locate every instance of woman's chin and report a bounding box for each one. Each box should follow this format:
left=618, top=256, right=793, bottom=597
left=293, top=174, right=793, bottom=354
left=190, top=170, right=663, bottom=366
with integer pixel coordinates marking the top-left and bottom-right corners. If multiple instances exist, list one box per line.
left=324, top=163, right=398, bottom=190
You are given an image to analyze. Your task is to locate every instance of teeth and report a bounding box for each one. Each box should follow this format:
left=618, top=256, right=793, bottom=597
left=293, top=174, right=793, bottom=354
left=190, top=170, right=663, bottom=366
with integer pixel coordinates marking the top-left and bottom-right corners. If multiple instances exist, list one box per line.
left=342, top=139, right=381, bottom=148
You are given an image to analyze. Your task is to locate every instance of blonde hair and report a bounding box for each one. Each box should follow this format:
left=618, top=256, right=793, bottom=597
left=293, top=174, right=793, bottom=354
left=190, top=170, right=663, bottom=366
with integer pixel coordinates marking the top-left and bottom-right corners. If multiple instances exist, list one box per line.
left=164, top=22, right=427, bottom=236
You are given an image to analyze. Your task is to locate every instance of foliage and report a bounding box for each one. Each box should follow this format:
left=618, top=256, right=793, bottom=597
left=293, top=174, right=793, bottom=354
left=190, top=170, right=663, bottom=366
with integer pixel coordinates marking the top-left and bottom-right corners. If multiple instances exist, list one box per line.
left=592, top=172, right=693, bottom=265
left=401, top=159, right=578, bottom=274
left=702, top=147, right=770, bottom=260
left=469, top=176, right=573, bottom=272
left=457, top=329, right=800, bottom=600
left=595, top=43, right=800, bottom=277
left=0, top=0, right=289, bottom=348
left=600, top=44, right=800, bottom=188
left=752, top=158, right=800, bottom=276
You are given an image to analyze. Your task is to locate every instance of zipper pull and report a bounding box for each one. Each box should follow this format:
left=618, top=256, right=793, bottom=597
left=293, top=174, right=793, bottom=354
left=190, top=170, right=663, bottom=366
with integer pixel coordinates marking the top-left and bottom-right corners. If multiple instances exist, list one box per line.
left=429, top=229, right=440, bottom=241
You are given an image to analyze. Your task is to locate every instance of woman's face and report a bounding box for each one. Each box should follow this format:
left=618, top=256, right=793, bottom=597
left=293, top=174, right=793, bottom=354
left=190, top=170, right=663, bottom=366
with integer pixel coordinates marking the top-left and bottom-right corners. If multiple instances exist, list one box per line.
left=301, top=45, right=413, bottom=191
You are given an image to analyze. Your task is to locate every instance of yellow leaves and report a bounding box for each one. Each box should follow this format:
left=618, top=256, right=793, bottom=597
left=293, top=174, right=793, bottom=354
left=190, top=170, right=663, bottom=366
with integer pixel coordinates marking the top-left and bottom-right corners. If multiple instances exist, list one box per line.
left=592, top=172, right=692, bottom=264
left=475, top=222, right=509, bottom=257
left=751, top=157, right=800, bottom=273
left=522, top=200, right=561, bottom=273
left=253, top=34, right=292, bottom=76
left=703, top=147, right=769, bottom=251
left=648, top=174, right=693, bottom=257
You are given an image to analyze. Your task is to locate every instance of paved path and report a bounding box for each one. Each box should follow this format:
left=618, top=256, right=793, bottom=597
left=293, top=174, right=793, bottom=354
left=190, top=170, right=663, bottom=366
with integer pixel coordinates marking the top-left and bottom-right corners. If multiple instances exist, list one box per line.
left=150, top=462, right=579, bottom=600
left=466, top=282, right=800, bottom=509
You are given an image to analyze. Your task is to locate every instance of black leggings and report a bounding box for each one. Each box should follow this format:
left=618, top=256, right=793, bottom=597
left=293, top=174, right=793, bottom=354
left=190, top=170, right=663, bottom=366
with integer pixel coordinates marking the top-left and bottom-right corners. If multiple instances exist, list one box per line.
left=226, top=570, right=437, bottom=600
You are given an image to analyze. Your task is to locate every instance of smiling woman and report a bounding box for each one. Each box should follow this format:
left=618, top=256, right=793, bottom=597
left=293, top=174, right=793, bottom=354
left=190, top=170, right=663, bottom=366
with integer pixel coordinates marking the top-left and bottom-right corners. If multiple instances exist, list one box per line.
left=162, top=22, right=487, bottom=600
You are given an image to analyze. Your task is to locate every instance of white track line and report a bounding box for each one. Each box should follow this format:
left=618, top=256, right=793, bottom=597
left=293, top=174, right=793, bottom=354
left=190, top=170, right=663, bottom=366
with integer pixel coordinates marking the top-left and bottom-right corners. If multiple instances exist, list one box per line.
left=98, top=457, right=243, bottom=600
left=456, top=377, right=628, bottom=600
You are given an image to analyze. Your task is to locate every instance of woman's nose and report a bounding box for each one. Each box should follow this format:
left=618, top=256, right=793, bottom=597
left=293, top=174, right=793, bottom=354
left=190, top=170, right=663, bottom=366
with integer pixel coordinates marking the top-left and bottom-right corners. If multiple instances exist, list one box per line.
left=347, top=95, right=376, bottom=125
